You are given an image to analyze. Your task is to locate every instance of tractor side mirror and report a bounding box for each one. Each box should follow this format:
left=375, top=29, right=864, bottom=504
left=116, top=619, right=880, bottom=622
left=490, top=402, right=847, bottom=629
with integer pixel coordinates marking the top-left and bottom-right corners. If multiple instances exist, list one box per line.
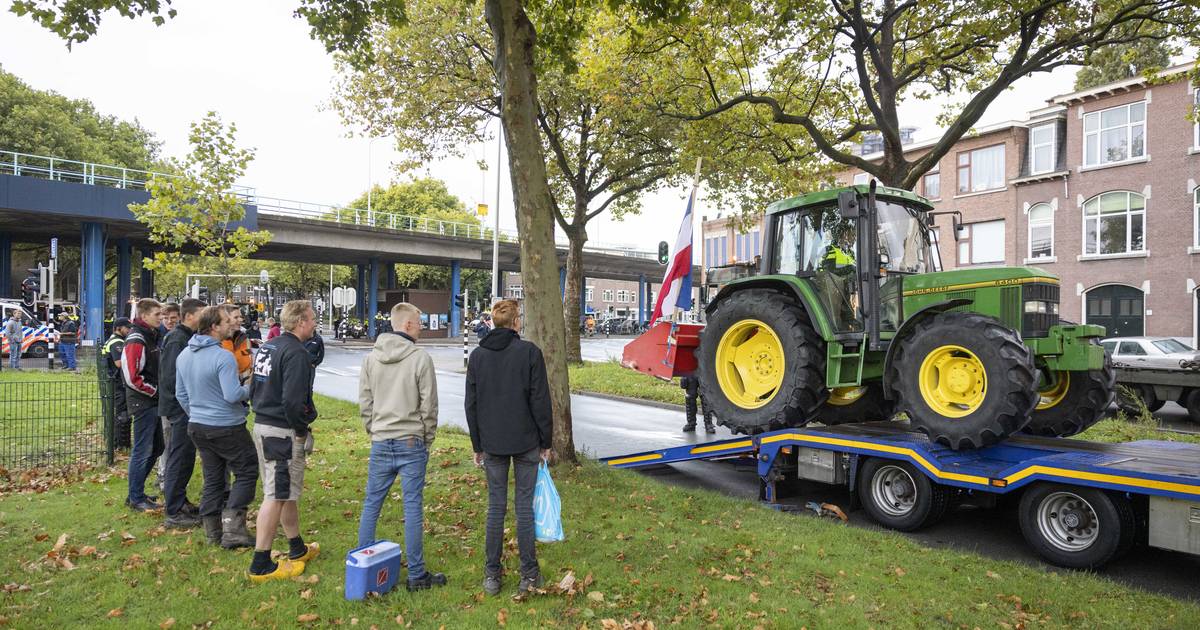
left=837, top=191, right=859, bottom=219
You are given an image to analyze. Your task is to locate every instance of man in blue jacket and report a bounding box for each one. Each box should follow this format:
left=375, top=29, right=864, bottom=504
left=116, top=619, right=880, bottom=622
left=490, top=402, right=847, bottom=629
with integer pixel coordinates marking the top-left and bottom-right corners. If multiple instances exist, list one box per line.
left=176, top=306, right=258, bottom=549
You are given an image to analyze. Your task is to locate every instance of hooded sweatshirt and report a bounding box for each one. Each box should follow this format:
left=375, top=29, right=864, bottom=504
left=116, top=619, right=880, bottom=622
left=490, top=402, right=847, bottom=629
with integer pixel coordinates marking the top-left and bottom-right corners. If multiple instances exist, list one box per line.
left=175, top=334, right=250, bottom=427
left=464, top=327, right=553, bottom=455
left=359, top=331, right=438, bottom=445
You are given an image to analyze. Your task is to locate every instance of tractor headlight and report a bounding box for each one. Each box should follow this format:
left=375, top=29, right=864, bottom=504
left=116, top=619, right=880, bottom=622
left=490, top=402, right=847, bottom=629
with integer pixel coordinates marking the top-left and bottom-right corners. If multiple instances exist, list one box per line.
left=1024, top=300, right=1055, bottom=314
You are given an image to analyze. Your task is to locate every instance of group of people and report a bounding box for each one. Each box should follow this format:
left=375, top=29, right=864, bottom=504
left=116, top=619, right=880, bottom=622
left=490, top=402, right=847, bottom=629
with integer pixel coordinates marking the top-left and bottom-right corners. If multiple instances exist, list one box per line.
left=3, top=310, right=79, bottom=370
left=108, top=294, right=554, bottom=594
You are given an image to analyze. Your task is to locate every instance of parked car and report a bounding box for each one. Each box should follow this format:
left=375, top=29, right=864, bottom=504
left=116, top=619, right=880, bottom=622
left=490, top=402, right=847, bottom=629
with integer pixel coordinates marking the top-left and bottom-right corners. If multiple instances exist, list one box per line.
left=1101, top=336, right=1200, bottom=370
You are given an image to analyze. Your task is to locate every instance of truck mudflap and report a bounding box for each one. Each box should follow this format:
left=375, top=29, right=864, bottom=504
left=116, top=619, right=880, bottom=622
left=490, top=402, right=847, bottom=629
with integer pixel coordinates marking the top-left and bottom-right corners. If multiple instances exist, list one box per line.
left=1027, top=323, right=1107, bottom=372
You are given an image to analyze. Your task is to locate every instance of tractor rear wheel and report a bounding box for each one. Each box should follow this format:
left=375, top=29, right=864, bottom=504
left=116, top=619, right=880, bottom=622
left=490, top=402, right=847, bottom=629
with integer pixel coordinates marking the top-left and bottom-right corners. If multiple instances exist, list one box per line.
left=696, top=289, right=826, bottom=435
left=891, top=312, right=1038, bottom=450
left=816, top=383, right=894, bottom=426
left=1023, top=354, right=1115, bottom=438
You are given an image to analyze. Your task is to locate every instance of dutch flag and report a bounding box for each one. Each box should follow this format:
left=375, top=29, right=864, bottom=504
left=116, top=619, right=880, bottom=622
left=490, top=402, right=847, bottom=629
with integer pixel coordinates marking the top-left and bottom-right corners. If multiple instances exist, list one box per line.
left=650, top=183, right=697, bottom=322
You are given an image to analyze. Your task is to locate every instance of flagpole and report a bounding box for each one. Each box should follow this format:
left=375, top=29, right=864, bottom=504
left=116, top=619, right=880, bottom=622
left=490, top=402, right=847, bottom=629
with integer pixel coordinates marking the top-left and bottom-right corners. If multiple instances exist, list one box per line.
left=674, top=157, right=703, bottom=325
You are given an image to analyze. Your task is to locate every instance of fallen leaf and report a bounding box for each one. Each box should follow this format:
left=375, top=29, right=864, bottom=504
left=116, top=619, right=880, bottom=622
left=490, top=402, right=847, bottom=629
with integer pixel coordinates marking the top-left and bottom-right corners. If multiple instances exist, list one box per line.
left=587, top=591, right=605, bottom=602
left=159, top=618, right=175, bottom=629
left=297, top=613, right=319, bottom=623
left=394, top=615, right=405, bottom=626
left=33, top=533, right=49, bottom=542
left=722, top=574, right=741, bottom=582
left=106, top=609, right=124, bottom=618
left=497, top=608, right=508, bottom=627
left=557, top=572, right=576, bottom=593
left=749, top=592, right=760, bottom=603
left=893, top=567, right=906, bottom=577
left=986, top=570, right=1001, bottom=580
left=53, top=533, right=68, bottom=552
left=300, top=589, right=313, bottom=600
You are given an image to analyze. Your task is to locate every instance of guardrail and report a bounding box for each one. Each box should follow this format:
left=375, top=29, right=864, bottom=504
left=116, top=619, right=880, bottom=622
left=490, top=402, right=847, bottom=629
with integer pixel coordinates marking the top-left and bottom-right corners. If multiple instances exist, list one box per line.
left=1, top=149, right=656, bottom=259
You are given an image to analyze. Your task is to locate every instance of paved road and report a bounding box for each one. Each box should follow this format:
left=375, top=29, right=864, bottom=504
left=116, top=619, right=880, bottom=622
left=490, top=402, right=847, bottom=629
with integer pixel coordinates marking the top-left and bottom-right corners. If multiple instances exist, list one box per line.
left=316, top=340, right=1199, bottom=601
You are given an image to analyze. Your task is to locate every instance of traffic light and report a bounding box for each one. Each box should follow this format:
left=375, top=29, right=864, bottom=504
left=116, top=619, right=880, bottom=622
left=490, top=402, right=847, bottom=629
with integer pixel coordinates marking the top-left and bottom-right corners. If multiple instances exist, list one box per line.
left=453, top=292, right=465, bottom=309
left=21, top=271, right=39, bottom=307
left=198, top=287, right=210, bottom=303
left=657, top=241, right=669, bottom=265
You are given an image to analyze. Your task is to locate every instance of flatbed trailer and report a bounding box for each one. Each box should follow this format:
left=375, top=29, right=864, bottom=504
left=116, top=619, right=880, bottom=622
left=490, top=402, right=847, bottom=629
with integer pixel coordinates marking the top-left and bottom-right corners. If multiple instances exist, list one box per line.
left=601, top=421, right=1200, bottom=569
left=1113, top=364, right=1200, bottom=422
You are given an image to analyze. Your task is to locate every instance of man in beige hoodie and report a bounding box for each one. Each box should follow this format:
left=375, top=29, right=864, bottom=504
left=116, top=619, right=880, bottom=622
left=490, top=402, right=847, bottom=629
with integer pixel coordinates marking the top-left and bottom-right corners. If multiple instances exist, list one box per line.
left=357, top=302, right=447, bottom=592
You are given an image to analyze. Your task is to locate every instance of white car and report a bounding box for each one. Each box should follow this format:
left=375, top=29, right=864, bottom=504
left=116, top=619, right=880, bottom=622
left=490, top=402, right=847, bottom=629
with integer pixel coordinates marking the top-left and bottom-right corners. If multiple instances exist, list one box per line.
left=1101, top=336, right=1200, bottom=370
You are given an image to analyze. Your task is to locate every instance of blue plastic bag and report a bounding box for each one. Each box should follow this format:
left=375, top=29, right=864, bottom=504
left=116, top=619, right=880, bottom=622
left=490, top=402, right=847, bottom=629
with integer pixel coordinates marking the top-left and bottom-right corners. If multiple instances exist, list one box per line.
left=533, top=460, right=564, bottom=543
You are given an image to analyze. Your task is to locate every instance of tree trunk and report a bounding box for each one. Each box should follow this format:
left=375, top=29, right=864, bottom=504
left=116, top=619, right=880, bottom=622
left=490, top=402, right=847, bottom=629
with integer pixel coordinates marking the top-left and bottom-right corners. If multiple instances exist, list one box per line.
left=563, top=225, right=586, bottom=363
left=485, top=0, right=577, bottom=465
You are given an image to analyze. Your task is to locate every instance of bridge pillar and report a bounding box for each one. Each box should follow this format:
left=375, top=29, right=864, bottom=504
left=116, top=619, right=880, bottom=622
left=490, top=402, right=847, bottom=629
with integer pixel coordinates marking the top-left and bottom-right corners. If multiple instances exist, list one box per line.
left=116, top=239, right=131, bottom=319
left=367, top=258, right=380, bottom=338
left=450, top=260, right=461, bottom=338
left=356, top=264, right=367, bottom=320
left=139, top=247, right=154, bottom=299
left=496, top=271, right=505, bottom=303
left=81, top=222, right=105, bottom=342
left=0, top=233, right=10, bottom=299
left=638, top=274, right=647, bottom=326
left=386, top=263, right=397, bottom=290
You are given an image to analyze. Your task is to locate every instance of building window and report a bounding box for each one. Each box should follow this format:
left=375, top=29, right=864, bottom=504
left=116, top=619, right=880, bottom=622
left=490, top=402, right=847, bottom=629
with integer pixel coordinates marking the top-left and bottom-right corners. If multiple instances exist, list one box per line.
left=956, top=144, right=1005, bottom=194
left=1194, top=88, right=1199, bottom=149
left=1083, top=191, right=1145, bottom=255
left=603, top=289, right=613, bottom=302
left=1029, top=123, right=1056, bottom=174
left=585, top=287, right=594, bottom=302
left=509, top=285, right=523, bottom=299
left=923, top=170, right=940, bottom=199
left=719, top=235, right=728, bottom=265
left=852, top=172, right=871, bottom=185
left=1083, top=101, right=1145, bottom=166
left=957, top=220, right=1005, bottom=265
left=735, top=233, right=744, bottom=261
left=1194, top=187, right=1200, bottom=248
left=752, top=229, right=761, bottom=258
left=1027, top=203, right=1054, bottom=259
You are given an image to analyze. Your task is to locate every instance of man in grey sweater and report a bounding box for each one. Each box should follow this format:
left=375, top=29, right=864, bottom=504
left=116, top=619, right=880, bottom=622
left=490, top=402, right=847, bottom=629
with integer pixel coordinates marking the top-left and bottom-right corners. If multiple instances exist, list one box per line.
left=356, top=302, right=446, bottom=592
left=176, top=306, right=258, bottom=549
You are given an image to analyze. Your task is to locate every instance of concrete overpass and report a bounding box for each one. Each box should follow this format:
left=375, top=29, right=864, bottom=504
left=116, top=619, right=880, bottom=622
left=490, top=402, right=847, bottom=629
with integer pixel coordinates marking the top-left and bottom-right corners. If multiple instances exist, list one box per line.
left=0, top=150, right=697, bottom=339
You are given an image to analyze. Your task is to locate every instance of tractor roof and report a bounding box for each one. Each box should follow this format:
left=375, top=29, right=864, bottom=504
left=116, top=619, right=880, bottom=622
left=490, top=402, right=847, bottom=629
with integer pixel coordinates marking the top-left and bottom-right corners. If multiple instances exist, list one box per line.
left=765, top=184, right=934, bottom=215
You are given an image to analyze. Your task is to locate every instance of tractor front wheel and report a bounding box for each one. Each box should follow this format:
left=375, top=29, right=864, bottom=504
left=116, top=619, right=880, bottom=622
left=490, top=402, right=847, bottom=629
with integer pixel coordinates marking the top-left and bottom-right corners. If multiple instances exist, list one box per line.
left=816, top=383, right=894, bottom=426
left=696, top=289, right=826, bottom=435
left=1023, top=356, right=1115, bottom=438
left=891, top=312, right=1038, bottom=450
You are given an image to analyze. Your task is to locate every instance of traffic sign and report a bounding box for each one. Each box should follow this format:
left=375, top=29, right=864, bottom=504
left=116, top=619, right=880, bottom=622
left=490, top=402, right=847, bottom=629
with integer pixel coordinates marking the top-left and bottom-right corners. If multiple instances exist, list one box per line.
left=50, top=238, right=58, bottom=259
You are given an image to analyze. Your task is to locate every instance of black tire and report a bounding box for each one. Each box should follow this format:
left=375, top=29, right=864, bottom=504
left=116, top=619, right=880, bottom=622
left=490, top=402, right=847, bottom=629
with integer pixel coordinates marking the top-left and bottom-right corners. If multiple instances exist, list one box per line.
left=26, top=341, right=48, bottom=359
left=890, top=312, right=1037, bottom=450
left=1184, top=390, right=1200, bottom=424
left=816, top=383, right=895, bottom=426
left=1116, top=384, right=1157, bottom=416
left=1023, top=354, right=1115, bottom=438
left=1018, top=483, right=1136, bottom=569
left=858, top=458, right=949, bottom=531
left=696, top=289, right=826, bottom=435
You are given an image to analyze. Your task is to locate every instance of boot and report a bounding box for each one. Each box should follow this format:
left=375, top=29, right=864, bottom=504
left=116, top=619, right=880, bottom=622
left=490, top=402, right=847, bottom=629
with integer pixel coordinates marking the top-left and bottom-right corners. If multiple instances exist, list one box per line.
left=220, top=509, right=255, bottom=549
left=202, top=516, right=222, bottom=545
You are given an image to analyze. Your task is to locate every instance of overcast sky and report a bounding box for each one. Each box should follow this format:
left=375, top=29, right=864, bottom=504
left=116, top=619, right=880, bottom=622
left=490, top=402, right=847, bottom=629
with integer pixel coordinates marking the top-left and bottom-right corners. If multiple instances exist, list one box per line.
left=0, top=0, right=1079, bottom=250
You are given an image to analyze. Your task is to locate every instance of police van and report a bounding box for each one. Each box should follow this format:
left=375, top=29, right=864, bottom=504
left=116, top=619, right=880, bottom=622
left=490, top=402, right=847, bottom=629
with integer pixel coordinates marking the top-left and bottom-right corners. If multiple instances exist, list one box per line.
left=0, top=300, right=53, bottom=359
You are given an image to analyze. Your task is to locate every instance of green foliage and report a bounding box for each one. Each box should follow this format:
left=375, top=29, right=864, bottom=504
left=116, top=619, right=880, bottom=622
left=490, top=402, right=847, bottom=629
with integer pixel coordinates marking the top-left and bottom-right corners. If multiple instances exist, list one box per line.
left=128, top=112, right=271, bottom=298
left=9, top=0, right=177, bottom=47
left=1074, top=39, right=1175, bottom=90
left=0, top=66, right=161, bottom=168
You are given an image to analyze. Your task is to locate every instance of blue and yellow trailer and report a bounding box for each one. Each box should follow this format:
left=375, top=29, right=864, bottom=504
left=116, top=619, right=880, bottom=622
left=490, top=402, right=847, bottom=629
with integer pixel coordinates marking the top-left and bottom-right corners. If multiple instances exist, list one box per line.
left=601, top=421, right=1200, bottom=569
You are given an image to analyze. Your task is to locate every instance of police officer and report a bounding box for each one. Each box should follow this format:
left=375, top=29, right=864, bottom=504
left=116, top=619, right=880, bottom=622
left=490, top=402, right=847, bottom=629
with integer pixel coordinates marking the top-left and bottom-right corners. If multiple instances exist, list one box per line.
left=57, top=312, right=79, bottom=370
left=680, top=376, right=715, bottom=433
left=104, top=318, right=134, bottom=449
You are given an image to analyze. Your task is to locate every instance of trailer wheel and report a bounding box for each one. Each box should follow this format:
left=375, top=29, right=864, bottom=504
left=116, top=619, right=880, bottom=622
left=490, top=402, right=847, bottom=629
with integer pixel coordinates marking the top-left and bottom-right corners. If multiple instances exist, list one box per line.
left=816, top=383, right=894, bottom=426
left=1184, top=390, right=1200, bottom=424
left=890, top=312, right=1037, bottom=450
left=697, top=289, right=826, bottom=435
left=1023, top=355, right=1115, bottom=438
left=858, top=458, right=948, bottom=531
left=1018, top=483, right=1135, bottom=569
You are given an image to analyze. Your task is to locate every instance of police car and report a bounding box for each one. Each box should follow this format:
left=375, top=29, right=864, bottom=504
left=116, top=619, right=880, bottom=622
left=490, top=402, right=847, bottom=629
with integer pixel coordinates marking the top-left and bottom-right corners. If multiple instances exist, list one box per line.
left=1, top=300, right=54, bottom=359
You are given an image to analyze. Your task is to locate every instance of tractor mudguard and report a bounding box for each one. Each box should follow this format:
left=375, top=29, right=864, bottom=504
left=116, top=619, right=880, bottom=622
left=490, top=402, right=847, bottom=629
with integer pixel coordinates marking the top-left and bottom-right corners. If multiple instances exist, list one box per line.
left=706, top=276, right=835, bottom=341
left=880, top=298, right=973, bottom=399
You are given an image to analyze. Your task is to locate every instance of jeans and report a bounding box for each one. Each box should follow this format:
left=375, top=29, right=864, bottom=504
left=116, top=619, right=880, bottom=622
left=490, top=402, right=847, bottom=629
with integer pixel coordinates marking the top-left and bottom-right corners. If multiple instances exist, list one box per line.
left=7, top=339, right=19, bottom=369
left=127, top=406, right=164, bottom=504
left=59, top=342, right=76, bottom=369
left=162, top=413, right=197, bottom=516
left=484, top=447, right=540, bottom=579
left=357, top=438, right=429, bottom=579
left=188, top=422, right=258, bottom=517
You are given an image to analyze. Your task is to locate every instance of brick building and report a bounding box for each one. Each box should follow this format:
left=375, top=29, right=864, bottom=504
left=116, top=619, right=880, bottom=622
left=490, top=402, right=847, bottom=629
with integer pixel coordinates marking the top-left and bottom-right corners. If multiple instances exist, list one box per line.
left=704, top=62, right=1200, bottom=343
left=502, top=271, right=663, bottom=321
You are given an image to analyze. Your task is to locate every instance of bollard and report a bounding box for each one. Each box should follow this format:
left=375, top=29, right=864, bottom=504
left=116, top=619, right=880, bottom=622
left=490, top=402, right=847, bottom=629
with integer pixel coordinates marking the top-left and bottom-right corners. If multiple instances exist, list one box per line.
left=48, top=320, right=56, bottom=369
left=463, top=324, right=469, bottom=368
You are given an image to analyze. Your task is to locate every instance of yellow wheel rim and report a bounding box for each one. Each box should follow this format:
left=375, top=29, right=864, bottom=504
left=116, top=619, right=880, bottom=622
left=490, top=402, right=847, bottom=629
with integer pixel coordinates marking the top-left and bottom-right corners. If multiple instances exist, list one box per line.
left=715, top=319, right=785, bottom=409
left=1037, top=371, right=1071, bottom=410
left=918, top=344, right=987, bottom=418
left=828, top=386, right=867, bottom=406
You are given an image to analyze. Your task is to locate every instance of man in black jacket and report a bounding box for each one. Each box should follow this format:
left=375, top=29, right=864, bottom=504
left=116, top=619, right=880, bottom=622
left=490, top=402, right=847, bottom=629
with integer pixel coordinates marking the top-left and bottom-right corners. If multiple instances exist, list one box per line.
left=465, top=299, right=552, bottom=596
left=246, top=300, right=320, bottom=582
left=123, top=298, right=164, bottom=512
left=160, top=297, right=205, bottom=528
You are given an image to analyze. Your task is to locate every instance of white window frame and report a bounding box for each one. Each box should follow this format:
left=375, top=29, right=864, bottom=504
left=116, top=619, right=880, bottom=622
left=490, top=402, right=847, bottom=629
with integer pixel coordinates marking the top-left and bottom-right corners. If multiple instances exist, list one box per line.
left=1194, top=186, right=1200, bottom=249
left=585, top=287, right=594, bottom=302
left=1082, top=191, right=1146, bottom=256
left=957, top=220, right=1006, bottom=265
left=1028, top=123, right=1056, bottom=175
left=1083, top=101, right=1146, bottom=167
left=1027, top=202, right=1054, bottom=260
left=923, top=169, right=941, bottom=200
left=1193, top=87, right=1199, bottom=150
left=509, top=285, right=523, bottom=299
left=603, top=289, right=614, bottom=302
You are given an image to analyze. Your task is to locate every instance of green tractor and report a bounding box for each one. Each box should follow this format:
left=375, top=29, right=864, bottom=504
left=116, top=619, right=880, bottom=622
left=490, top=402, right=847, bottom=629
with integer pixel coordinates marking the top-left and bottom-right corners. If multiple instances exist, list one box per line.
left=696, top=183, right=1114, bottom=450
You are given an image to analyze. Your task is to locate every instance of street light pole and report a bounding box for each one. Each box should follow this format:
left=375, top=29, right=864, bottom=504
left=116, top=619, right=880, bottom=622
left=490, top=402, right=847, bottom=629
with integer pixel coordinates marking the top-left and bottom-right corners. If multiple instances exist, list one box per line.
left=491, top=124, right=502, bottom=303
left=367, top=137, right=375, bottom=226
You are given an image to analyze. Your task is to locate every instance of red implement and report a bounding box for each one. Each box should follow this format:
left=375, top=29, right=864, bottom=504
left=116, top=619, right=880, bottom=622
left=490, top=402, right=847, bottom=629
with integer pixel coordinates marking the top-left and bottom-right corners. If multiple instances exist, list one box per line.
left=620, top=321, right=703, bottom=381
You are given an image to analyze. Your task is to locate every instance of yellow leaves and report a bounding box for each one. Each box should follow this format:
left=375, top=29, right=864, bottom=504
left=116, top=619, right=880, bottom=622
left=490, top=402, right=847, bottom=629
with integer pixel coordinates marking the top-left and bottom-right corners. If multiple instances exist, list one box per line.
left=600, top=620, right=656, bottom=630
left=986, top=570, right=1002, bottom=580
left=587, top=591, right=605, bottom=602
left=159, top=617, right=175, bottom=629
left=297, top=613, right=319, bottom=623
left=497, top=608, right=509, bottom=627
left=892, top=566, right=906, bottom=577
left=300, top=588, right=314, bottom=600
left=106, top=609, right=124, bottom=618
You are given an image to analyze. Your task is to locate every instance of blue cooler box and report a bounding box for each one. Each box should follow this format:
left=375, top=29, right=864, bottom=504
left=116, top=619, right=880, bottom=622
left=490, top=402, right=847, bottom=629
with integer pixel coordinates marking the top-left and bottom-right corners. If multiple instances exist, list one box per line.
left=345, top=541, right=402, bottom=600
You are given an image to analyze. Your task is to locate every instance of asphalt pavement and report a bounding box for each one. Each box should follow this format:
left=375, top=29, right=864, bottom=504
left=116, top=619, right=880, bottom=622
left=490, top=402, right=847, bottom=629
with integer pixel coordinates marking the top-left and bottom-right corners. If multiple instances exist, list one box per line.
left=316, top=338, right=1199, bottom=602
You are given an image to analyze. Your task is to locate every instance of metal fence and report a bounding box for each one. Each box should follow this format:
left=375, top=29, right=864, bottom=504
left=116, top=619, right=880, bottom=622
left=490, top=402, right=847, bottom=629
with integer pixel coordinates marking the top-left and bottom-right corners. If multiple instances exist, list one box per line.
left=0, top=377, right=109, bottom=470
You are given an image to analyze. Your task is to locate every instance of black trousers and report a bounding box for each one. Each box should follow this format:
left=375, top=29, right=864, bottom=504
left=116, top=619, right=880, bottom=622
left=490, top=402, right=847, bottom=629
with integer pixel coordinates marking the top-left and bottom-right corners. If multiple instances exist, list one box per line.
left=162, top=413, right=197, bottom=516
left=483, top=447, right=540, bottom=579
left=188, top=422, right=259, bottom=517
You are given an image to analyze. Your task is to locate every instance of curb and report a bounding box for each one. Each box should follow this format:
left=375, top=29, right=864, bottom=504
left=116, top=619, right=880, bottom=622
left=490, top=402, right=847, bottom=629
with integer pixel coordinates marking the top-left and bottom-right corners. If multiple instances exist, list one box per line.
left=570, top=390, right=685, bottom=412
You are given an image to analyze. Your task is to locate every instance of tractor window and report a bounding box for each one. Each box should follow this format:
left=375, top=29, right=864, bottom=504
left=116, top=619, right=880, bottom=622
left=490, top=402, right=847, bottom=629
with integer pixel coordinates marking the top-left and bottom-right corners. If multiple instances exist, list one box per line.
left=773, top=211, right=803, bottom=275
left=875, top=201, right=932, bottom=274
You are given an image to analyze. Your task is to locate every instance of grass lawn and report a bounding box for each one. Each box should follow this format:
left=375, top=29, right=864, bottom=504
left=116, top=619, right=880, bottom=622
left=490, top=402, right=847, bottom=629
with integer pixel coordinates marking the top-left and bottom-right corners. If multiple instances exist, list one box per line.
left=569, top=361, right=685, bottom=406
left=1, top=376, right=1198, bottom=628
left=0, top=369, right=106, bottom=469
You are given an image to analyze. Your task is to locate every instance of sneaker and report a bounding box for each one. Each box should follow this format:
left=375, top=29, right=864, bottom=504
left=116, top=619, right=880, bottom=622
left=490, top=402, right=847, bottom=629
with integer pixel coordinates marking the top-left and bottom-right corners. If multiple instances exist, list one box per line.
left=517, top=574, right=544, bottom=594
left=163, top=512, right=201, bottom=529
left=482, top=575, right=501, bottom=596
left=289, top=542, right=320, bottom=563
left=181, top=501, right=200, bottom=517
left=406, top=571, right=448, bottom=592
left=247, top=559, right=306, bottom=583
left=128, top=499, right=163, bottom=512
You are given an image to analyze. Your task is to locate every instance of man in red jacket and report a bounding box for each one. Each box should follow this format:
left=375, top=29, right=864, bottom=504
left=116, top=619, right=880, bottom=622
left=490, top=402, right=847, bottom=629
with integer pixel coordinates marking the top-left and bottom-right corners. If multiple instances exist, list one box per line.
left=123, top=298, right=164, bottom=512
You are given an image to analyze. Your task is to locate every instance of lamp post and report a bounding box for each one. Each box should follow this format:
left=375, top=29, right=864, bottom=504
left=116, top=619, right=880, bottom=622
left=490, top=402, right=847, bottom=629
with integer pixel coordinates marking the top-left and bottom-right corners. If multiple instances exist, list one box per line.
left=367, top=136, right=379, bottom=226
left=491, top=125, right=502, bottom=303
